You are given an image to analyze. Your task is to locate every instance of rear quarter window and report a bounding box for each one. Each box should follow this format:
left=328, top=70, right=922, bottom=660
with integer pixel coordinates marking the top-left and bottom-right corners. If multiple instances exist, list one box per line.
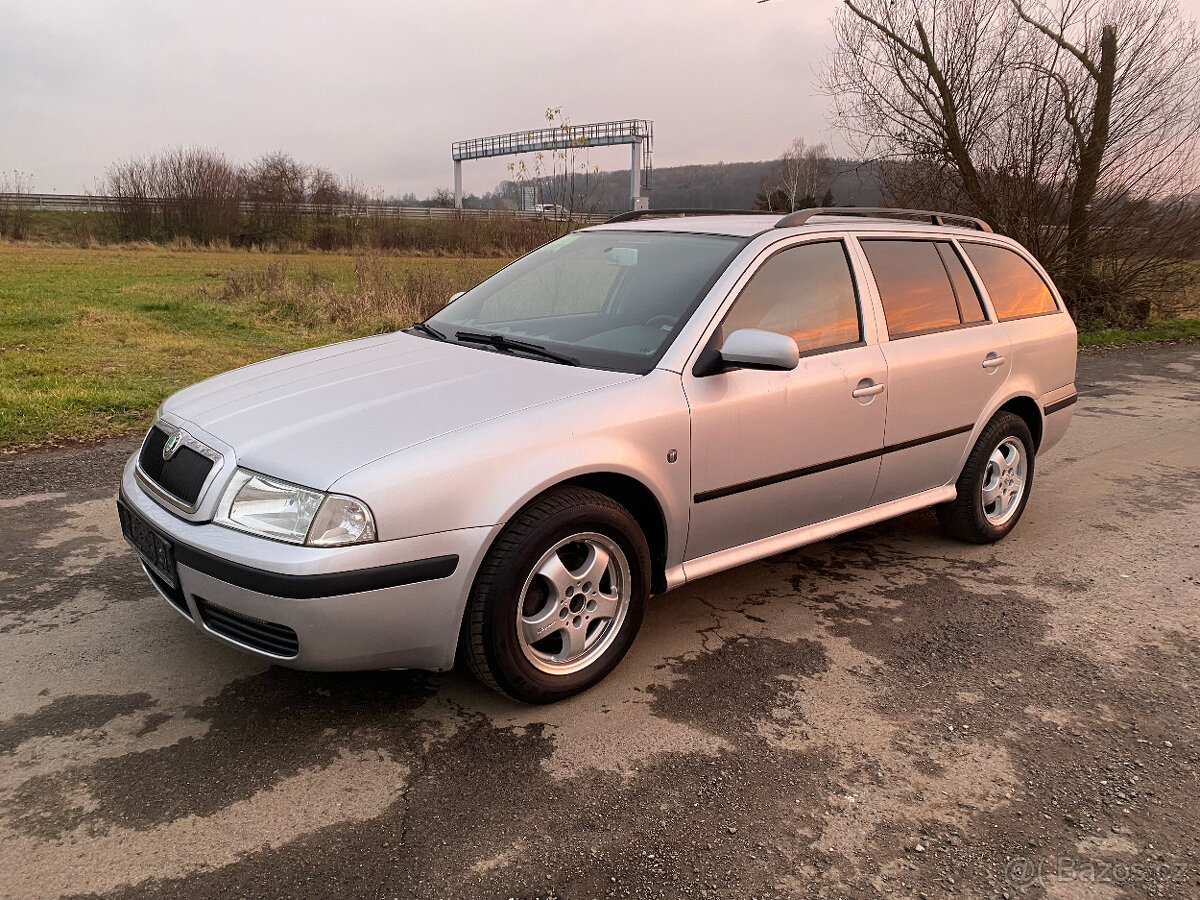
left=961, top=242, right=1059, bottom=320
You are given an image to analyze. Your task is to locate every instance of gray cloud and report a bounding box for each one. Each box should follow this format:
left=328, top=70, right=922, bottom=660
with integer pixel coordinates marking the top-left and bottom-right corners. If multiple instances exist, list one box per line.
left=3, top=0, right=1197, bottom=198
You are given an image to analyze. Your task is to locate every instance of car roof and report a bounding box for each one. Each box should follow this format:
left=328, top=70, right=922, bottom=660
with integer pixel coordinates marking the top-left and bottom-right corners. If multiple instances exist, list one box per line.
left=585, top=210, right=997, bottom=240
left=588, top=215, right=778, bottom=237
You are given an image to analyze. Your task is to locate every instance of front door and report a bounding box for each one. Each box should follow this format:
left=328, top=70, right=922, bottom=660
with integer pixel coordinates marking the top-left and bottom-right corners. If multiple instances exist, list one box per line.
left=683, top=239, right=888, bottom=563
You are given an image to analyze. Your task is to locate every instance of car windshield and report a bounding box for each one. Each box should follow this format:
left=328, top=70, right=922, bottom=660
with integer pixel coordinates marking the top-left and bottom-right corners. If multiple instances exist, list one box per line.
left=423, top=230, right=747, bottom=373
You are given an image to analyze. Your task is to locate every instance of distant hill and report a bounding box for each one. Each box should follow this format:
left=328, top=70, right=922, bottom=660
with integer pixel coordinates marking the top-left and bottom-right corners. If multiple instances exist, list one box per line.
left=644, top=158, right=883, bottom=211
left=477, top=158, right=884, bottom=212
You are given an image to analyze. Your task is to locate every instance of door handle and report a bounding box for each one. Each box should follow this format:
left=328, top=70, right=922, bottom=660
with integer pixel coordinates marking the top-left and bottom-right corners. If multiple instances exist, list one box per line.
left=982, top=353, right=1006, bottom=369
left=852, top=380, right=886, bottom=398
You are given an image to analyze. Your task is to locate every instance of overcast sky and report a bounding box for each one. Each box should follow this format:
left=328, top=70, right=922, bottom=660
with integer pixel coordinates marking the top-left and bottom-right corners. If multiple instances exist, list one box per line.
left=3, top=1, right=1198, bottom=199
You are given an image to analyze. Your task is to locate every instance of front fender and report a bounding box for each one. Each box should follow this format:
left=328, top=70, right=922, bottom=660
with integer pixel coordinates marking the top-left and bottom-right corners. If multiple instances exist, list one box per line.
left=329, top=370, right=692, bottom=565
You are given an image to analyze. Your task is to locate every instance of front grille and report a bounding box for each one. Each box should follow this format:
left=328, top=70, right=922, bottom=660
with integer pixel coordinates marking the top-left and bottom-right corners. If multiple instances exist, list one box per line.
left=139, top=426, right=214, bottom=506
left=195, top=598, right=299, bottom=658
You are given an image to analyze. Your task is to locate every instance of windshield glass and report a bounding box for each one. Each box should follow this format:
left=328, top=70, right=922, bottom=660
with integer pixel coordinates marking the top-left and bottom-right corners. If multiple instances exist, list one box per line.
left=424, top=230, right=747, bottom=373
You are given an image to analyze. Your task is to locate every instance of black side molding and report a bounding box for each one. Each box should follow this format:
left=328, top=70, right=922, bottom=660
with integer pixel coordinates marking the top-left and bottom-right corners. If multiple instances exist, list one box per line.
left=173, top=544, right=459, bottom=600
left=1044, top=393, right=1078, bottom=416
left=694, top=424, right=974, bottom=504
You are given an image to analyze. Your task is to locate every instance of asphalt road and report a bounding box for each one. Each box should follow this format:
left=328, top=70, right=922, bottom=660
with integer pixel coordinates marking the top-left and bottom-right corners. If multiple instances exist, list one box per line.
left=1, top=343, right=1197, bottom=900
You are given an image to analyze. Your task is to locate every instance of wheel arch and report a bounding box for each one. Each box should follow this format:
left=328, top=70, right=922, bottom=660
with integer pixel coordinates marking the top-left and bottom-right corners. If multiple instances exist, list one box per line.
left=560, top=473, right=669, bottom=595
left=996, top=394, right=1043, bottom=451
left=490, top=472, right=670, bottom=597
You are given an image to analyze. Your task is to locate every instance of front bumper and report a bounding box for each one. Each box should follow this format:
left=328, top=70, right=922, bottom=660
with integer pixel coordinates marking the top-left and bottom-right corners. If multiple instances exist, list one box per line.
left=119, top=455, right=499, bottom=671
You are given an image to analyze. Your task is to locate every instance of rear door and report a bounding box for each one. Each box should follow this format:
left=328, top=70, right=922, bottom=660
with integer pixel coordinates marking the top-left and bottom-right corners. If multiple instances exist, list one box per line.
left=959, top=240, right=1077, bottom=401
left=683, top=237, right=888, bottom=563
left=856, top=237, right=1012, bottom=505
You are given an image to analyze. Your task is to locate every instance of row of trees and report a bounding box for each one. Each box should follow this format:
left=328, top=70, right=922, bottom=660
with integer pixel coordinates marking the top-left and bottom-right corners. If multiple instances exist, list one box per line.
left=98, top=146, right=565, bottom=253
left=103, top=147, right=377, bottom=244
left=820, top=0, right=1200, bottom=325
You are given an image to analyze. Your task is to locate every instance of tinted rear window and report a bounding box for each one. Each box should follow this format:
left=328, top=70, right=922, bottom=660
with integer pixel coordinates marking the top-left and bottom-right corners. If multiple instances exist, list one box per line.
left=860, top=240, right=962, bottom=337
left=961, top=242, right=1058, bottom=319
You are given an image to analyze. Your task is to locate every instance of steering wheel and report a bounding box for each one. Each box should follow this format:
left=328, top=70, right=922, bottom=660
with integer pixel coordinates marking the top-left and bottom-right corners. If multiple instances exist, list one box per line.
left=645, top=315, right=679, bottom=330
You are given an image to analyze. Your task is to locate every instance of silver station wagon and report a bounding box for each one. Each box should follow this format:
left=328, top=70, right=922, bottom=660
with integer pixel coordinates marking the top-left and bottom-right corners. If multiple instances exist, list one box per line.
left=118, top=208, right=1078, bottom=702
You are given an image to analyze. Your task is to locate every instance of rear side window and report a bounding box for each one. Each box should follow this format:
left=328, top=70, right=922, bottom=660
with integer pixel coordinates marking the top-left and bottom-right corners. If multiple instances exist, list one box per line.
left=860, top=239, right=966, bottom=337
left=937, top=243, right=987, bottom=323
left=961, top=242, right=1058, bottom=319
left=719, top=240, right=861, bottom=354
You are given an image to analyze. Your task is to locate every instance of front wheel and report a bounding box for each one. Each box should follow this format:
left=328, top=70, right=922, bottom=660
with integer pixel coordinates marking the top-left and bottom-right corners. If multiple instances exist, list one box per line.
left=937, top=412, right=1035, bottom=544
left=463, top=487, right=650, bottom=703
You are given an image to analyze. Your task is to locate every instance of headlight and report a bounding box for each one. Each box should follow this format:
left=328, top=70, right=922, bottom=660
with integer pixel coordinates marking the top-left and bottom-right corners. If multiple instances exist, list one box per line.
left=214, top=469, right=376, bottom=546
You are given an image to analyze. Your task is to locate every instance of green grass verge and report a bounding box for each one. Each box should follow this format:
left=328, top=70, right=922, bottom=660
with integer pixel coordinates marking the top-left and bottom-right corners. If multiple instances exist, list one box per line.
left=1077, top=318, right=1200, bottom=348
left=0, top=245, right=506, bottom=450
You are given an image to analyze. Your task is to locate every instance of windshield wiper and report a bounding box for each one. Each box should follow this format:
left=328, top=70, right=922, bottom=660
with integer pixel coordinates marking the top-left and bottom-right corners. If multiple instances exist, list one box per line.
left=454, top=330, right=579, bottom=366
left=407, top=321, right=447, bottom=341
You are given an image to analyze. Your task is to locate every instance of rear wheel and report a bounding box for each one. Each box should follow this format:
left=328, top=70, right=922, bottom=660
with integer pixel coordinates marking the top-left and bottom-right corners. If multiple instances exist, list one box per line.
left=937, top=412, right=1035, bottom=544
left=464, top=487, right=650, bottom=703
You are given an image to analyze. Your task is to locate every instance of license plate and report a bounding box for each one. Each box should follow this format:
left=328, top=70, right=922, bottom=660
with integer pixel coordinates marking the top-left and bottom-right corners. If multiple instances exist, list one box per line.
left=117, top=500, right=179, bottom=589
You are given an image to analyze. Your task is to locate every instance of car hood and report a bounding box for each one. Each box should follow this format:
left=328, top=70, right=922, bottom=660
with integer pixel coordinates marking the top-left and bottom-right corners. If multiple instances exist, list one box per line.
left=163, top=332, right=637, bottom=489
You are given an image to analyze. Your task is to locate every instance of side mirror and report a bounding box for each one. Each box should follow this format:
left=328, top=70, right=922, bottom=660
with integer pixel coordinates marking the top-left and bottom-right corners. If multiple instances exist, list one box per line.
left=448, top=292, right=465, bottom=303
left=719, top=328, right=800, bottom=371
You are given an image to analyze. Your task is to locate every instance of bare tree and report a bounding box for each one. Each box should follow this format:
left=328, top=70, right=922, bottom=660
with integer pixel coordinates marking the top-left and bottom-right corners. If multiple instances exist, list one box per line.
left=243, top=151, right=309, bottom=238
left=506, top=108, right=603, bottom=222
left=822, top=0, right=1200, bottom=323
left=308, top=166, right=345, bottom=214
left=778, top=138, right=834, bottom=211
left=105, top=146, right=242, bottom=243
left=0, top=170, right=34, bottom=240
left=244, top=151, right=307, bottom=206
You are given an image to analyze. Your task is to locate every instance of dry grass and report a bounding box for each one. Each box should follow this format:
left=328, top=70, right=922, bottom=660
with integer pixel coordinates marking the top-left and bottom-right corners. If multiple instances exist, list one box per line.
left=204, top=252, right=496, bottom=336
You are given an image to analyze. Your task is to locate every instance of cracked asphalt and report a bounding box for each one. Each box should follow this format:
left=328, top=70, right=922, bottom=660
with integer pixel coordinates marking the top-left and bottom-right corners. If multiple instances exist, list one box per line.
left=0, top=342, right=1197, bottom=900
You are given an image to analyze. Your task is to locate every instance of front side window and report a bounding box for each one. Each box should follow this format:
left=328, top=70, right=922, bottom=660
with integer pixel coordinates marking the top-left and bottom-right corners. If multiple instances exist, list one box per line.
left=860, top=239, right=965, bottom=338
left=719, top=240, right=861, bottom=354
left=425, top=231, right=746, bottom=373
left=961, top=242, right=1059, bottom=320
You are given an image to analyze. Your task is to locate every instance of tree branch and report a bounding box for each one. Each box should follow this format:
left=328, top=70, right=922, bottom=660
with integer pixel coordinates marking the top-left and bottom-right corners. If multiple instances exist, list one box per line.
left=844, top=1, right=926, bottom=60
left=1011, top=0, right=1099, bottom=78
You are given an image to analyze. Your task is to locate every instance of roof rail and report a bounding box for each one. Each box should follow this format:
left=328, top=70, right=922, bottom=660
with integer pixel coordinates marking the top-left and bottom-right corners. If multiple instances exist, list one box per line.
left=775, top=207, right=993, bottom=233
left=604, top=208, right=770, bottom=224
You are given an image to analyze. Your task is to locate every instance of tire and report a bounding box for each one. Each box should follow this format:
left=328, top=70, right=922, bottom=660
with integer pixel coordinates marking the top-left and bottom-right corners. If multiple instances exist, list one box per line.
left=463, top=487, right=651, bottom=703
left=937, top=412, right=1035, bottom=544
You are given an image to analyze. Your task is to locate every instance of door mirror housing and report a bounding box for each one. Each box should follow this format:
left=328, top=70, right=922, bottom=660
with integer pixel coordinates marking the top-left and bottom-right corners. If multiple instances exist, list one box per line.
left=719, top=328, right=800, bottom=371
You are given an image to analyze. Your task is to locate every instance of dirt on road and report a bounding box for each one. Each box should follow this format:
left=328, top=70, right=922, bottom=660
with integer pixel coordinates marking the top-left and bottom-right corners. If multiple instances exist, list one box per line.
left=0, top=343, right=1197, bottom=900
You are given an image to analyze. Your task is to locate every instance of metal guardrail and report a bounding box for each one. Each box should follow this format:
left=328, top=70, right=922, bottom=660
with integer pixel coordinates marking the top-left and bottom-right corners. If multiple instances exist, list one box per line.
left=0, top=193, right=609, bottom=222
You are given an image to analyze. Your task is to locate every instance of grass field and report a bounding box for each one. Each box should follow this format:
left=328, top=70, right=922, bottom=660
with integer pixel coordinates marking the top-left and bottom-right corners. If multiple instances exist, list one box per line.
left=0, top=245, right=505, bottom=450
left=1077, top=317, right=1200, bottom=347
left=1, top=244, right=1197, bottom=452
